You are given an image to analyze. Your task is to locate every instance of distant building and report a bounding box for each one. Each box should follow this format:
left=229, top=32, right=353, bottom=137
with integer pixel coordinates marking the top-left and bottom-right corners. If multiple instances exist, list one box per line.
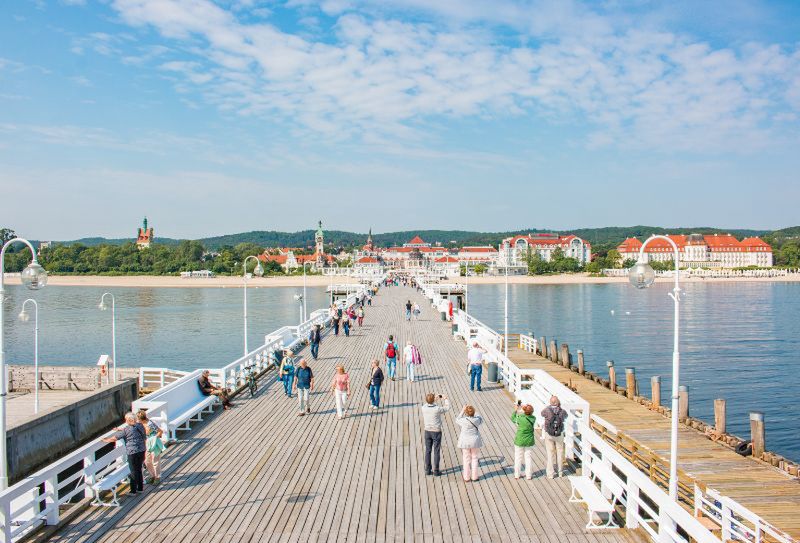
left=259, top=221, right=334, bottom=272
left=136, top=217, right=154, bottom=249
left=499, top=233, right=592, bottom=272
left=457, top=246, right=498, bottom=267
left=617, top=234, right=773, bottom=268
left=381, top=235, right=450, bottom=269
left=180, top=270, right=215, bottom=278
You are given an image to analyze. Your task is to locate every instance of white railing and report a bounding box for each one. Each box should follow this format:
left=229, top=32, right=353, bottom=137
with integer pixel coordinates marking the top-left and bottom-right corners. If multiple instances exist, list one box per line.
left=519, top=333, right=537, bottom=353
left=0, top=430, right=127, bottom=542
left=138, top=367, right=189, bottom=390
left=695, top=487, right=793, bottom=543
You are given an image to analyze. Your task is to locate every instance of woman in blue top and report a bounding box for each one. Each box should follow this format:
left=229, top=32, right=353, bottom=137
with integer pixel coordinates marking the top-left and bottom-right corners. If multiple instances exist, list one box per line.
left=279, top=350, right=295, bottom=398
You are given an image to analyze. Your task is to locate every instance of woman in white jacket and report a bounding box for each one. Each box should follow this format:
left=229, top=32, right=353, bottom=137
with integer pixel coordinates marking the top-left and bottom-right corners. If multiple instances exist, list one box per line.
left=455, top=405, right=484, bottom=482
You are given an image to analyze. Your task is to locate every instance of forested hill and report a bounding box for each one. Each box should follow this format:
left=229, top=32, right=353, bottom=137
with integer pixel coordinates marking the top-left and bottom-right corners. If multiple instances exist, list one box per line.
left=42, top=225, right=775, bottom=252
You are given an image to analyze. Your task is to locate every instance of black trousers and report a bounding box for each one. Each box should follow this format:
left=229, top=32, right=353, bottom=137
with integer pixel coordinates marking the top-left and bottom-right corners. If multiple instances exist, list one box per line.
left=424, top=431, right=442, bottom=473
left=128, top=451, right=146, bottom=492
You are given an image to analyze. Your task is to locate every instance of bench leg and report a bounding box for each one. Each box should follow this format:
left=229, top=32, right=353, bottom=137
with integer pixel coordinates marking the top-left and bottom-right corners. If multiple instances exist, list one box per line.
left=585, top=510, right=618, bottom=531
left=569, top=485, right=583, bottom=504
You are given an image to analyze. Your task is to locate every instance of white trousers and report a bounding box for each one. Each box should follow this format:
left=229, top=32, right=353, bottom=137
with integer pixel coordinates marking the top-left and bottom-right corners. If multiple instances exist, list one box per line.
left=544, top=434, right=565, bottom=477
left=335, top=390, right=348, bottom=417
left=514, top=445, right=535, bottom=479
left=406, top=362, right=415, bottom=381
left=297, top=388, right=310, bottom=412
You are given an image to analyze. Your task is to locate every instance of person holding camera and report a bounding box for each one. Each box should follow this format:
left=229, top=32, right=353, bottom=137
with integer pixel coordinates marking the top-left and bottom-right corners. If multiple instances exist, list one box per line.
left=421, top=393, right=451, bottom=476
left=511, top=401, right=537, bottom=480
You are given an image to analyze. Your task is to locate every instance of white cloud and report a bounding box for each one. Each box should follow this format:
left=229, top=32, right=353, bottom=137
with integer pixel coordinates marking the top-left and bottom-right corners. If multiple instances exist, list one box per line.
left=85, top=0, right=800, bottom=152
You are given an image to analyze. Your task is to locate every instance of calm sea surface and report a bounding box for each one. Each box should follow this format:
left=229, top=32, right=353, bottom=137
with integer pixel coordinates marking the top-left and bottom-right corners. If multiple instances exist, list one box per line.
left=3, top=282, right=799, bottom=461
left=466, top=282, right=800, bottom=462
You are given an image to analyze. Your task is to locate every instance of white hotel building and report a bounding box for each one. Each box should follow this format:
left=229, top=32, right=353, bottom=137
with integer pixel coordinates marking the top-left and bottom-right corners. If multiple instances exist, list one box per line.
left=498, top=233, right=593, bottom=272
left=617, top=234, right=773, bottom=268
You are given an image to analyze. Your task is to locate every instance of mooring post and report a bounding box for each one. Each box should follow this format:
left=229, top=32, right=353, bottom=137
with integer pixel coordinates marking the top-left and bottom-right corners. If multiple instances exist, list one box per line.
left=549, top=339, right=558, bottom=363
left=539, top=336, right=547, bottom=358
left=651, top=375, right=661, bottom=408
left=714, top=399, right=726, bottom=434
left=577, top=350, right=585, bottom=375
left=678, top=385, right=689, bottom=420
left=625, top=367, right=636, bottom=399
left=560, top=343, right=570, bottom=368
left=750, top=412, right=765, bottom=459
left=606, top=360, right=616, bottom=391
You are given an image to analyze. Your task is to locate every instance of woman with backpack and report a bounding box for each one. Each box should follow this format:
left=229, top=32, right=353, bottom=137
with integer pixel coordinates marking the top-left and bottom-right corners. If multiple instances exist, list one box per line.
left=455, top=405, right=484, bottom=482
left=279, top=352, right=295, bottom=398
left=541, top=395, right=568, bottom=478
left=511, top=403, right=536, bottom=480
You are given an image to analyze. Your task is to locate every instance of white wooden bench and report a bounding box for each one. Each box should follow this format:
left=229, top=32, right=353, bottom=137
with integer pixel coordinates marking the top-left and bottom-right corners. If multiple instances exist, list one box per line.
left=90, top=463, right=130, bottom=507
left=568, top=475, right=618, bottom=530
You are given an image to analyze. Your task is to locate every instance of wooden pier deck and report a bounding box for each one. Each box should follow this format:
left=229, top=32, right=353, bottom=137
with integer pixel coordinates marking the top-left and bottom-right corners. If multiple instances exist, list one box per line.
left=506, top=345, right=800, bottom=540
left=44, top=287, right=644, bottom=543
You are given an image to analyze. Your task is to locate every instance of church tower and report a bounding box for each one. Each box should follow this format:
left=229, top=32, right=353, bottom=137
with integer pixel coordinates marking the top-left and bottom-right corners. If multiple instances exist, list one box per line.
left=136, top=216, right=154, bottom=249
left=315, top=221, right=325, bottom=265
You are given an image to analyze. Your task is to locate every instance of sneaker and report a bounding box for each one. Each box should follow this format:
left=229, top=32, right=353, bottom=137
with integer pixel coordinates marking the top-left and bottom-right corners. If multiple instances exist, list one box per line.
left=153, top=478, right=161, bottom=485
left=145, top=477, right=154, bottom=484
left=129, top=491, right=139, bottom=496
left=425, top=471, right=432, bottom=476
left=433, top=471, right=441, bottom=477
left=558, top=472, right=563, bottom=478
left=306, top=408, right=311, bottom=414
left=298, top=412, right=305, bottom=417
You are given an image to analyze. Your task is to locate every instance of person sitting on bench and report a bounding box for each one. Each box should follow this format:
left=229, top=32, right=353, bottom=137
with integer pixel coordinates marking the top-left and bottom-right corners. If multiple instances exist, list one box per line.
left=198, top=370, right=233, bottom=410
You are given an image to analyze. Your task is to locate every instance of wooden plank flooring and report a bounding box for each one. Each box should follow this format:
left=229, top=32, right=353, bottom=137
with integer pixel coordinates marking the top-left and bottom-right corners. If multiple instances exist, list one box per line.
left=507, top=346, right=800, bottom=540
left=45, top=286, right=645, bottom=543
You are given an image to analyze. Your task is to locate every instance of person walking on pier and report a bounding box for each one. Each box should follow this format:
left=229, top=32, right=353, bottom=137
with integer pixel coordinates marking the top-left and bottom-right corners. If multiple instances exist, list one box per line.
left=293, top=358, right=315, bottom=416
left=511, top=403, right=537, bottom=480
left=343, top=316, right=351, bottom=337
left=368, top=359, right=384, bottom=410
left=279, top=351, right=295, bottom=398
left=198, top=370, right=233, bottom=409
left=405, top=300, right=412, bottom=321
left=404, top=340, right=422, bottom=382
left=308, top=325, right=321, bottom=360
left=421, top=393, right=450, bottom=476
left=357, top=306, right=364, bottom=327
left=384, top=335, right=399, bottom=380
left=456, top=405, right=484, bottom=482
left=103, top=413, right=147, bottom=495
left=467, top=342, right=485, bottom=392
left=412, top=302, right=421, bottom=320
left=541, top=395, right=568, bottom=478
left=330, top=364, right=351, bottom=419
left=137, top=411, right=164, bottom=485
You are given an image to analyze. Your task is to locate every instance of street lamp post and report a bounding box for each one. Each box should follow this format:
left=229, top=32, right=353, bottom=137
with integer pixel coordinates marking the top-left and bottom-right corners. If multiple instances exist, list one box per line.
left=302, top=261, right=314, bottom=322
left=242, top=255, right=265, bottom=355
left=504, top=247, right=509, bottom=359
left=1, top=237, right=48, bottom=490
left=465, top=263, right=469, bottom=314
left=293, top=294, right=304, bottom=326
left=328, top=262, right=339, bottom=305
left=628, top=235, right=681, bottom=501
left=99, top=293, right=117, bottom=383
left=18, top=299, right=40, bottom=414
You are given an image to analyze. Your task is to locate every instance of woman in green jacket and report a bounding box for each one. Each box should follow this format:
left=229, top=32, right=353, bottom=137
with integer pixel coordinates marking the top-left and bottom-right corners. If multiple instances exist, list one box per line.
left=511, top=403, right=537, bottom=479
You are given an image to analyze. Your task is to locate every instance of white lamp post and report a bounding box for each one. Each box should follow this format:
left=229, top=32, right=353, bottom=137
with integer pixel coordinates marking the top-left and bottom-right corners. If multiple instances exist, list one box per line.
left=242, top=255, right=265, bottom=355
left=98, top=293, right=117, bottom=383
left=465, top=263, right=469, bottom=314
left=628, top=234, right=681, bottom=501
left=329, top=262, right=339, bottom=305
left=302, top=261, right=314, bottom=322
left=1, top=237, right=48, bottom=490
left=293, top=294, right=304, bottom=326
left=504, top=246, right=509, bottom=359
left=18, top=299, right=40, bottom=414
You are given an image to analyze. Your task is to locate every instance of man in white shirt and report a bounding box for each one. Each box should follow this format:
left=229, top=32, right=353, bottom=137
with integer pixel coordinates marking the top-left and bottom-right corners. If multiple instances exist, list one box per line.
left=466, top=342, right=485, bottom=391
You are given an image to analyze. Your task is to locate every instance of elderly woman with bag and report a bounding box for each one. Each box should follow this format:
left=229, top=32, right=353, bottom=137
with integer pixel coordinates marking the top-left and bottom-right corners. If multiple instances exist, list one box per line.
left=455, top=405, right=484, bottom=482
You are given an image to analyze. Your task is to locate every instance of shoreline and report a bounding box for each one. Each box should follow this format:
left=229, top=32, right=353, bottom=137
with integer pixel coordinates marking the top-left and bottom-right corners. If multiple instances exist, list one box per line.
left=3, top=273, right=799, bottom=288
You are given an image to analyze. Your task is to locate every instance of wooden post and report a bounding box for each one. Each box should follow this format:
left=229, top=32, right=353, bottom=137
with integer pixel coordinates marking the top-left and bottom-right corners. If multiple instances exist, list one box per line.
left=539, top=336, right=547, bottom=358
left=549, top=340, right=558, bottom=363
left=650, top=376, right=661, bottom=408
left=750, top=412, right=765, bottom=459
left=560, top=343, right=570, bottom=368
left=625, top=368, right=636, bottom=399
left=606, top=361, right=616, bottom=391
left=577, top=350, right=585, bottom=375
left=714, top=399, right=726, bottom=434
left=678, top=385, right=689, bottom=420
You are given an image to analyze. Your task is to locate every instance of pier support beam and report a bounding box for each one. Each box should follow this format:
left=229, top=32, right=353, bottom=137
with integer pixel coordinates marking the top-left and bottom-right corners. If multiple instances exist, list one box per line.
left=549, top=340, right=558, bottom=363
left=539, top=337, right=547, bottom=358
left=625, top=368, right=637, bottom=399
left=678, top=385, right=689, bottom=421
left=577, top=350, right=584, bottom=375
left=560, top=343, right=570, bottom=369
left=714, top=399, right=726, bottom=435
left=750, top=412, right=765, bottom=459
left=606, top=361, right=616, bottom=392
left=651, top=376, right=661, bottom=408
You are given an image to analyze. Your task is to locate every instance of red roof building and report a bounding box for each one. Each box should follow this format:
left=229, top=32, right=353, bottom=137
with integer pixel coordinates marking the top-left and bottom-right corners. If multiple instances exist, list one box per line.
left=500, top=233, right=592, bottom=268
left=616, top=234, right=773, bottom=268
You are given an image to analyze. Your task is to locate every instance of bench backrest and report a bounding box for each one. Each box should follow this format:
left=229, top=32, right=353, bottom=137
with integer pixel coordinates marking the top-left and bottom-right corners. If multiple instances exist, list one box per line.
left=132, top=369, right=209, bottom=425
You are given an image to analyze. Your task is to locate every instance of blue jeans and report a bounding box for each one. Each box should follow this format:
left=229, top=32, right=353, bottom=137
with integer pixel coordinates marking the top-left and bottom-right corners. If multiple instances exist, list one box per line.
left=470, top=365, right=482, bottom=391
left=387, top=358, right=397, bottom=378
left=310, top=342, right=319, bottom=359
left=369, top=384, right=381, bottom=407
left=405, top=309, right=411, bottom=320
left=283, top=374, right=294, bottom=396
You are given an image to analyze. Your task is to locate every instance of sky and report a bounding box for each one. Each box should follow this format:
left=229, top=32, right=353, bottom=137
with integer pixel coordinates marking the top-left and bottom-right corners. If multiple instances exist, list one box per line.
left=1, top=0, right=800, bottom=240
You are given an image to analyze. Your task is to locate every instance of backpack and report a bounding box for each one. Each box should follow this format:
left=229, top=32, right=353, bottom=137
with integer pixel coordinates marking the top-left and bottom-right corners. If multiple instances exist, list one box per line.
left=385, top=342, right=396, bottom=358
left=545, top=407, right=565, bottom=437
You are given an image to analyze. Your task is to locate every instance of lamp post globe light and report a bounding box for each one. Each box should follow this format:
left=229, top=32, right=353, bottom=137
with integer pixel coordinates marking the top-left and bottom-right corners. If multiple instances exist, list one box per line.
left=242, top=255, right=265, bottom=356
left=18, top=299, right=40, bottom=414
left=627, top=235, right=682, bottom=501
left=98, top=293, right=118, bottom=383
left=293, top=294, right=304, bottom=326
left=1, top=237, right=47, bottom=490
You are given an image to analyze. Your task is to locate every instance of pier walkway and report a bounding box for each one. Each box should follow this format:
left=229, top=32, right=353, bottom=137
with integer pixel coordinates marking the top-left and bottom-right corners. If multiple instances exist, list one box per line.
left=506, top=345, right=800, bottom=541
left=45, top=287, right=643, bottom=543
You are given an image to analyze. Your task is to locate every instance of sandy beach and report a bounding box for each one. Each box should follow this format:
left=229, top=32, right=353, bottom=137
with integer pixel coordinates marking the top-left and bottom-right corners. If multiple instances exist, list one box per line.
left=3, top=273, right=798, bottom=288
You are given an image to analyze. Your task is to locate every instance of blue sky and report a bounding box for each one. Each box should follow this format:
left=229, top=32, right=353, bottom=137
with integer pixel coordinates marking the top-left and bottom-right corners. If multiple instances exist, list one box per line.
left=2, top=0, right=800, bottom=240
